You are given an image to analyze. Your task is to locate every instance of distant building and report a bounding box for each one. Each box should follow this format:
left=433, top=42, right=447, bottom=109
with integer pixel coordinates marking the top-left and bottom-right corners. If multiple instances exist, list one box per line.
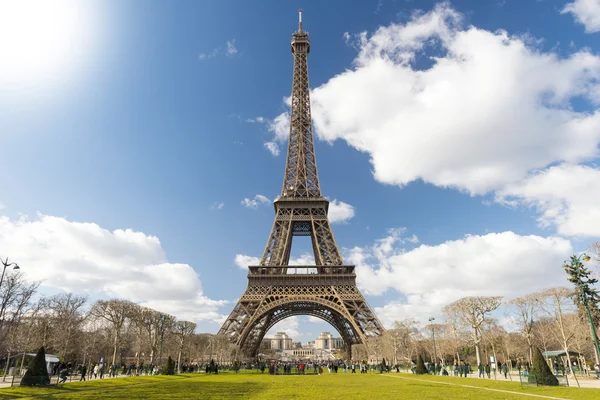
left=269, top=332, right=293, bottom=350
left=314, top=332, right=344, bottom=350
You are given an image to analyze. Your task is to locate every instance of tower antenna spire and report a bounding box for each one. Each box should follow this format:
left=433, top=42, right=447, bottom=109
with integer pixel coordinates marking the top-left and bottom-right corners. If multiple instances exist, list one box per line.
left=298, top=9, right=303, bottom=32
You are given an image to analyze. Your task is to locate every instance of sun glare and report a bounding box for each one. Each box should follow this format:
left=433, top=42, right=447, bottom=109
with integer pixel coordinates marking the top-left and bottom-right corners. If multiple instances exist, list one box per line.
left=0, top=0, right=98, bottom=95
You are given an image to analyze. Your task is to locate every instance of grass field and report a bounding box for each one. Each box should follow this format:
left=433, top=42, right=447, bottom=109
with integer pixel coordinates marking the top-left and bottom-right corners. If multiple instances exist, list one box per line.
left=1, top=371, right=600, bottom=400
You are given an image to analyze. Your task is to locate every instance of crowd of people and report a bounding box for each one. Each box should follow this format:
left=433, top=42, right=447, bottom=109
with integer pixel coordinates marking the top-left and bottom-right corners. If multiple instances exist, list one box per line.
left=43, top=357, right=600, bottom=383
left=261, top=361, right=377, bottom=375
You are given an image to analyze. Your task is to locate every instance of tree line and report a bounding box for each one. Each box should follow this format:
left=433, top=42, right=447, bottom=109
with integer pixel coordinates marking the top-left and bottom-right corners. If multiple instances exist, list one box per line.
left=354, top=254, right=600, bottom=379
left=0, top=269, right=239, bottom=373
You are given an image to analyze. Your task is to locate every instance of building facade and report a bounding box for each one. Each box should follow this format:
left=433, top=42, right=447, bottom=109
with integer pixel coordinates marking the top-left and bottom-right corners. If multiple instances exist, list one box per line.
left=269, top=332, right=293, bottom=350
left=314, top=332, right=344, bottom=350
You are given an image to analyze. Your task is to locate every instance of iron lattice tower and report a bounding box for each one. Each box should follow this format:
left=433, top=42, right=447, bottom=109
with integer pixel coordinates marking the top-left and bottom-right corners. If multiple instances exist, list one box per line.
left=218, top=11, right=384, bottom=357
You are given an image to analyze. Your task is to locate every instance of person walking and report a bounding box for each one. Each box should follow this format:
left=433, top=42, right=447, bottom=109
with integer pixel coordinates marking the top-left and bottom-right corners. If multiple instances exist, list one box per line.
left=79, top=365, right=87, bottom=382
left=485, top=364, right=491, bottom=379
left=502, top=362, right=508, bottom=379
left=59, top=366, right=68, bottom=384
left=478, top=363, right=484, bottom=378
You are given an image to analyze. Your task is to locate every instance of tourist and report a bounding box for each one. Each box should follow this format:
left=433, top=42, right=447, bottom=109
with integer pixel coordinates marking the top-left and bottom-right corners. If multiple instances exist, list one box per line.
left=59, top=366, right=68, bottom=384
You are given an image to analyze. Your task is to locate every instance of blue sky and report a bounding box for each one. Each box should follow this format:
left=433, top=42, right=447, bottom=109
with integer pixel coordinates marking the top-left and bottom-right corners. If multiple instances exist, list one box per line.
left=1, top=0, right=600, bottom=342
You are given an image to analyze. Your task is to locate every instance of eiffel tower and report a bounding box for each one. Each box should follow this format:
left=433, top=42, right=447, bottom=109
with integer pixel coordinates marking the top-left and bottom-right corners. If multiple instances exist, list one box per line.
left=218, top=10, right=384, bottom=357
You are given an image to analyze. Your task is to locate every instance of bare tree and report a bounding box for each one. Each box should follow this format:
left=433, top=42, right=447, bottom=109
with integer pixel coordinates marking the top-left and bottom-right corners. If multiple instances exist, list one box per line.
left=567, top=313, right=593, bottom=374
left=90, top=299, right=137, bottom=367
left=173, top=321, right=196, bottom=373
left=534, top=288, right=578, bottom=378
left=42, top=293, right=88, bottom=359
left=351, top=343, right=368, bottom=363
left=443, top=296, right=503, bottom=365
left=482, top=319, right=507, bottom=370
left=138, top=308, right=175, bottom=365
left=506, top=294, right=537, bottom=363
left=531, top=317, right=556, bottom=357
left=389, top=318, right=420, bottom=364
left=0, top=271, right=39, bottom=349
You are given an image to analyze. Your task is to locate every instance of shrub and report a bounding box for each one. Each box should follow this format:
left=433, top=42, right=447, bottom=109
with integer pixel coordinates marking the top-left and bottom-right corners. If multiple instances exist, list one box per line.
left=415, top=355, right=427, bottom=375
left=20, top=347, right=50, bottom=386
left=162, top=356, right=176, bottom=375
left=530, top=348, right=558, bottom=386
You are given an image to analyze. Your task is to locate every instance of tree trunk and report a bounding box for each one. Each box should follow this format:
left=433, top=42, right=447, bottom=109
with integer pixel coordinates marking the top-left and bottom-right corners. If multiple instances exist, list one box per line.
left=19, top=352, right=26, bottom=376
left=177, top=350, right=182, bottom=374
left=111, top=331, right=119, bottom=367
left=3, top=350, right=11, bottom=382
left=563, top=343, right=577, bottom=379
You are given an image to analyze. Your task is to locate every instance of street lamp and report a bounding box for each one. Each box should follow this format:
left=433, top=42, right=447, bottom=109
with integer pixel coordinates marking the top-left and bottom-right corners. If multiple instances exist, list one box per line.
left=429, top=317, right=438, bottom=375
left=563, top=253, right=600, bottom=363
left=0, top=257, right=20, bottom=288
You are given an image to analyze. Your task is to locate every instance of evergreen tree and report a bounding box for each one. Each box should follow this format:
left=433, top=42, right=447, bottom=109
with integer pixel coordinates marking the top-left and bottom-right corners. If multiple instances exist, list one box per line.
left=20, top=347, right=50, bottom=386
left=563, top=255, right=600, bottom=325
left=415, top=355, right=427, bottom=375
left=162, top=356, right=176, bottom=375
left=529, top=348, right=558, bottom=386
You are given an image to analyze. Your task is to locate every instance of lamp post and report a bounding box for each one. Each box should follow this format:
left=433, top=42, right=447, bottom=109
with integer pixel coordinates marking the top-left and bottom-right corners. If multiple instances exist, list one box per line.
left=429, top=317, right=438, bottom=375
left=563, top=253, right=600, bottom=364
left=0, top=258, right=20, bottom=382
left=0, top=257, right=20, bottom=288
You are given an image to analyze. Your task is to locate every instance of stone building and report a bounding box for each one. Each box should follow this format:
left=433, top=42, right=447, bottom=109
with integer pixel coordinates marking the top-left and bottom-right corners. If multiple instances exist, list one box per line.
left=269, top=332, right=293, bottom=350
left=314, top=332, right=344, bottom=350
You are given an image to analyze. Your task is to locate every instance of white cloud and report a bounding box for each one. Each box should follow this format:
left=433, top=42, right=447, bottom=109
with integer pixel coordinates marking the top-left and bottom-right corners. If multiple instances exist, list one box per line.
left=328, top=199, right=355, bottom=223
left=288, top=253, right=315, bottom=265
left=0, top=214, right=228, bottom=323
left=347, top=229, right=572, bottom=326
left=226, top=39, right=238, bottom=55
left=261, top=3, right=600, bottom=236
left=198, top=48, right=218, bottom=60
left=247, top=116, right=265, bottom=123
left=496, top=164, right=600, bottom=237
left=306, top=3, right=600, bottom=195
left=562, top=0, right=600, bottom=33
left=234, top=254, right=260, bottom=269
left=234, top=253, right=314, bottom=270
left=264, top=141, right=280, bottom=156
left=241, top=194, right=271, bottom=209
left=246, top=113, right=289, bottom=155
left=211, top=202, right=225, bottom=210
left=266, top=316, right=300, bottom=339
left=267, top=112, right=290, bottom=142
left=199, top=39, right=238, bottom=60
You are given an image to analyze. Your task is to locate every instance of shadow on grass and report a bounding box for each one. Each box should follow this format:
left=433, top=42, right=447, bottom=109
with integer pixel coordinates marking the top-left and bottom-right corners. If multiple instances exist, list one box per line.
left=1, top=379, right=265, bottom=399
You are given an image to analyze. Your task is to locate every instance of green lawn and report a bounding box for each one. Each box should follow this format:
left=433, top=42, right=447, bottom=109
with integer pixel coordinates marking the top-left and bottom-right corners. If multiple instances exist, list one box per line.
left=1, top=371, right=599, bottom=400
